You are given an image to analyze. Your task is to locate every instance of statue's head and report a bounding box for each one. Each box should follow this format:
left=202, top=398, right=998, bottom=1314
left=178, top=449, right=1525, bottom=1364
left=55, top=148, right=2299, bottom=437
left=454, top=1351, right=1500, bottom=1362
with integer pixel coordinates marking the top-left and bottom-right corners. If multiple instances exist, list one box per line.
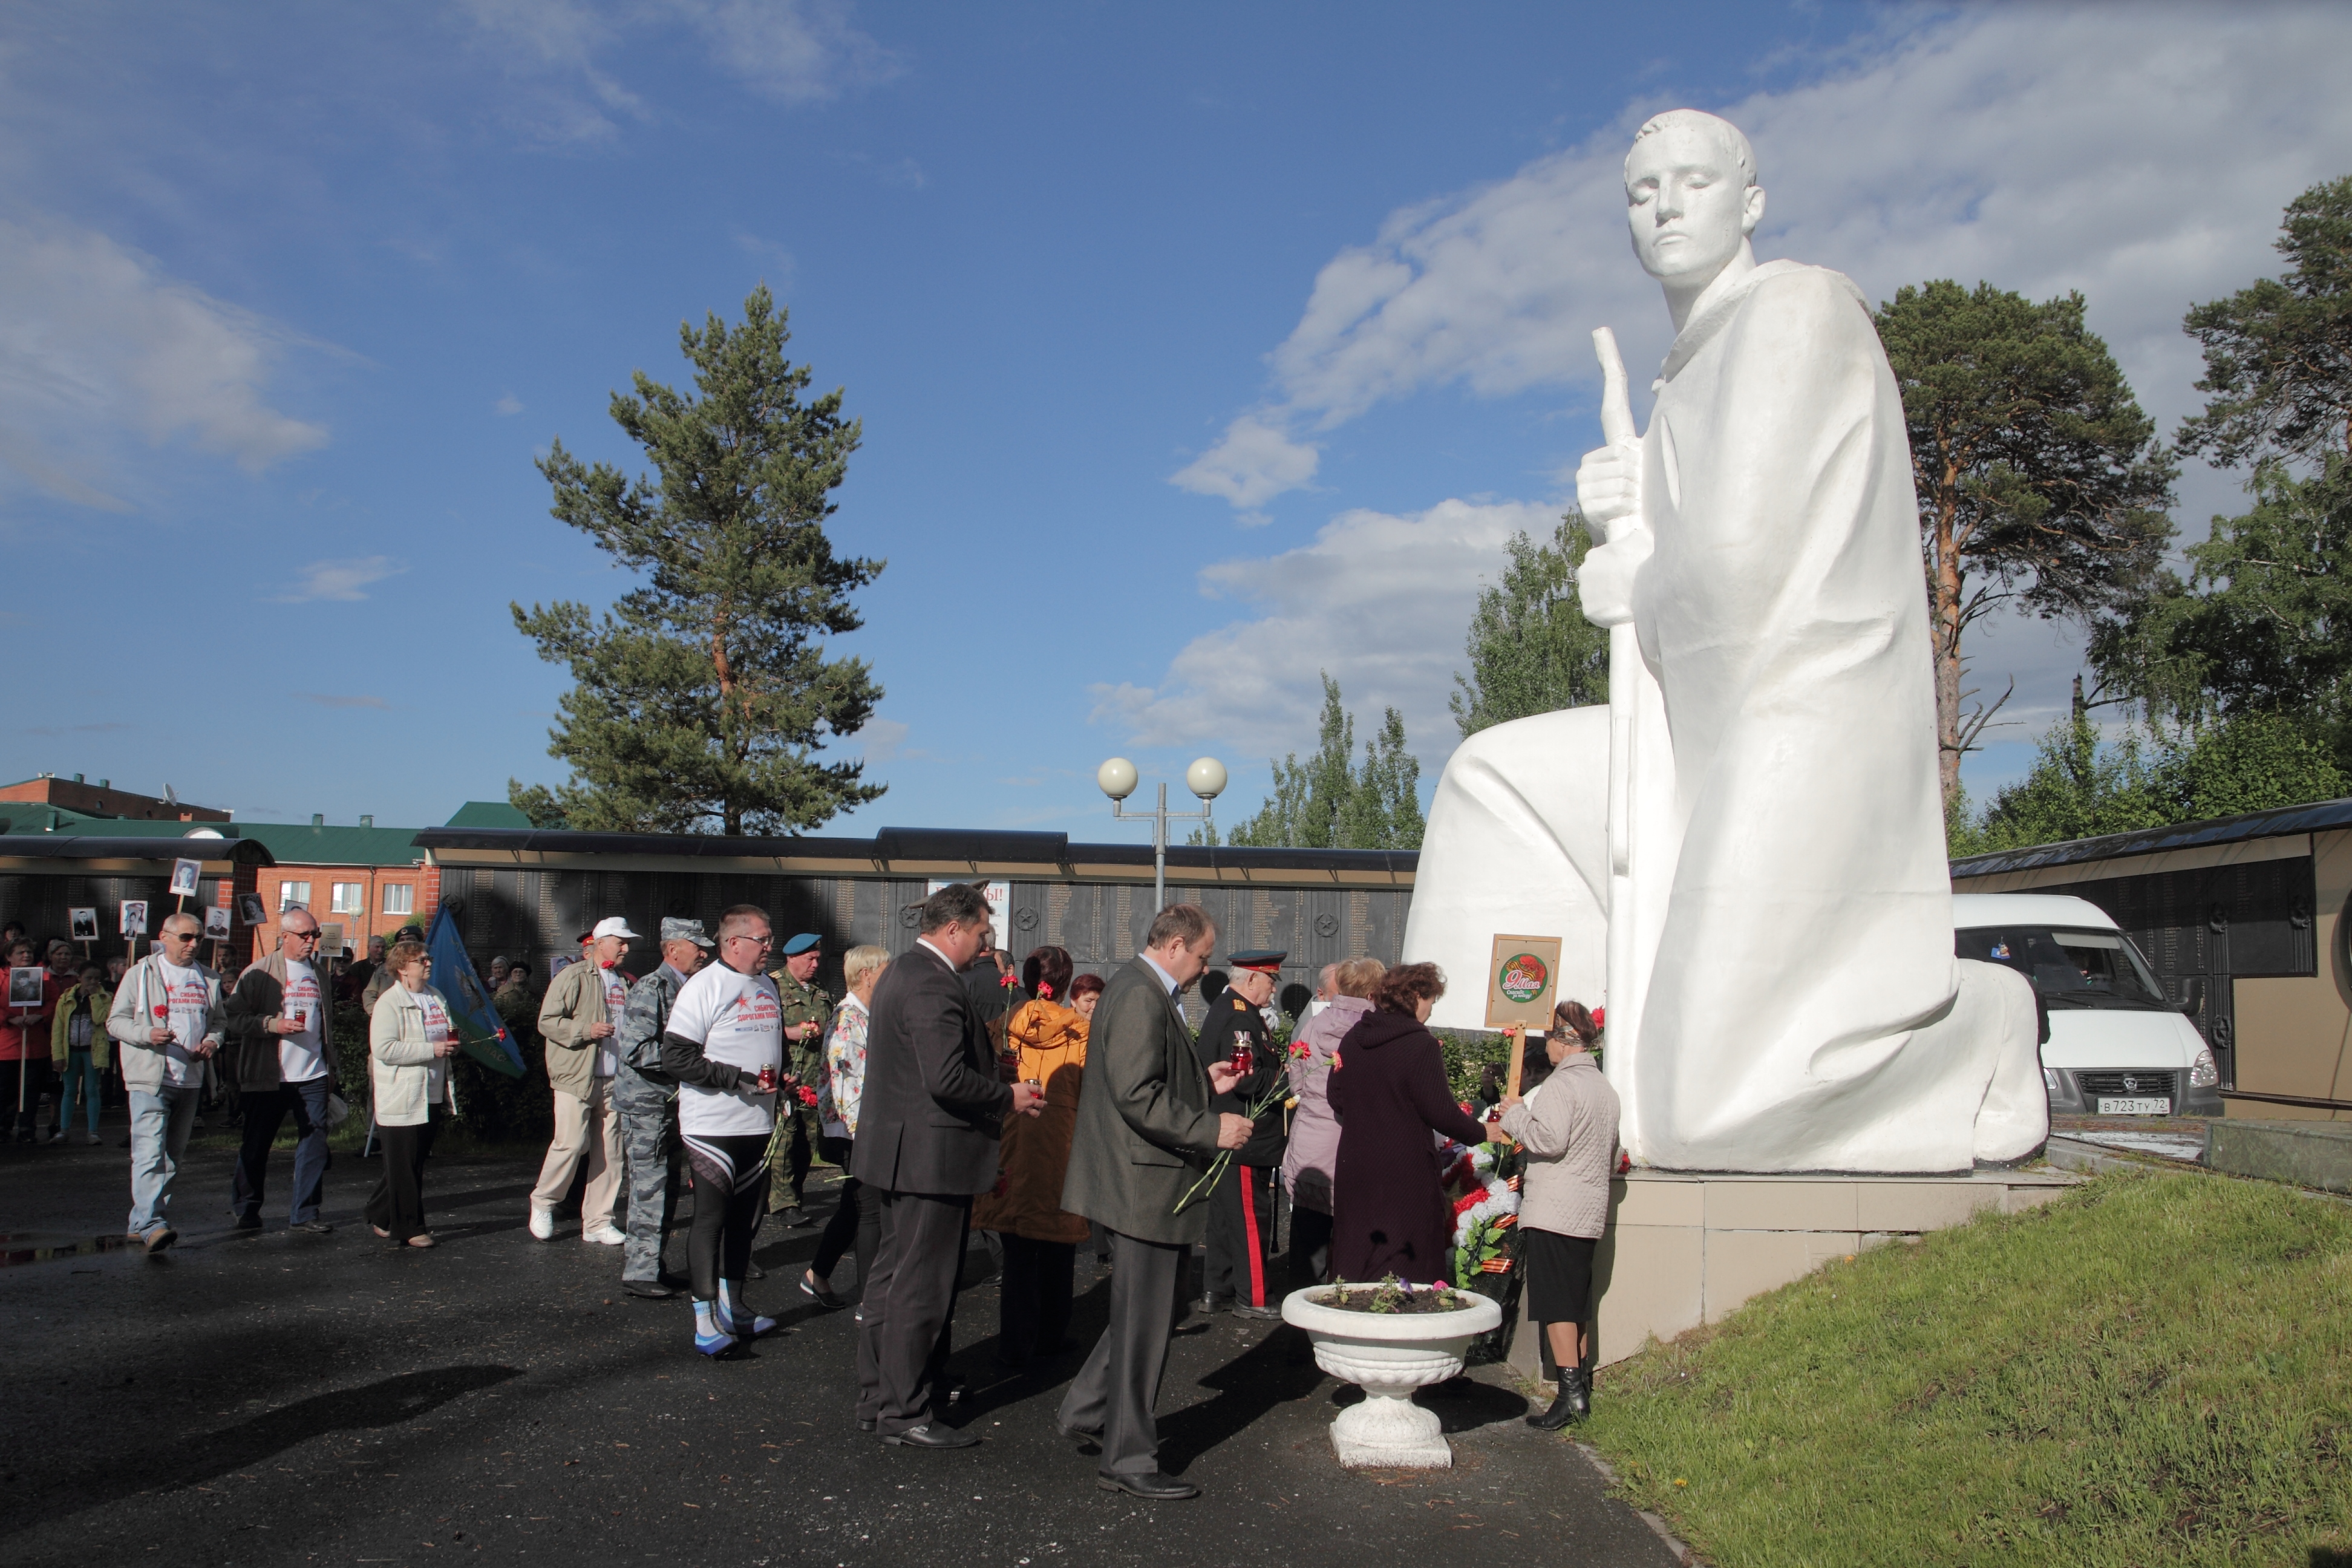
left=1623, top=109, right=1764, bottom=291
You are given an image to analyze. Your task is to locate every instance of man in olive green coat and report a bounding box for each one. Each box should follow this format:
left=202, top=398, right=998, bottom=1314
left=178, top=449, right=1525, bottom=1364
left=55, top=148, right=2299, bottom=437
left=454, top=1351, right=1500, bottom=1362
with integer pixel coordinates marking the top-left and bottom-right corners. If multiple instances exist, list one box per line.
left=1057, top=904, right=1250, bottom=1500
left=764, top=932, right=832, bottom=1225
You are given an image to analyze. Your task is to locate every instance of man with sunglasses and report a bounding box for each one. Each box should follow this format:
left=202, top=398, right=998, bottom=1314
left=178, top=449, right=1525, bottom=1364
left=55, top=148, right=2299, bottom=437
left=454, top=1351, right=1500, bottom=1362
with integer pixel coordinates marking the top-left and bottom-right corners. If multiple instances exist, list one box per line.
left=224, top=906, right=341, bottom=1233
left=106, top=911, right=226, bottom=1254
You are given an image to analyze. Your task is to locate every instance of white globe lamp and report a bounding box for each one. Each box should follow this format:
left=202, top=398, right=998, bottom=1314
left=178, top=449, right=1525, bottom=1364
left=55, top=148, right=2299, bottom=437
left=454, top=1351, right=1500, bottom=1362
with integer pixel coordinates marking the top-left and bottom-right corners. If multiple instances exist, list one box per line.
left=1186, top=757, right=1228, bottom=801
left=1097, top=757, right=1139, bottom=802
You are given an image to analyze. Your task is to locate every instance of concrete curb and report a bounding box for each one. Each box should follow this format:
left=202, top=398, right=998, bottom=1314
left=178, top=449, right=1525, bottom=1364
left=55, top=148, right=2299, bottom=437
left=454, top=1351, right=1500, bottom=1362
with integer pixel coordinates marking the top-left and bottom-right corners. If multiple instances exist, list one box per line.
left=2042, top=1134, right=2182, bottom=1177
left=1572, top=1439, right=1704, bottom=1565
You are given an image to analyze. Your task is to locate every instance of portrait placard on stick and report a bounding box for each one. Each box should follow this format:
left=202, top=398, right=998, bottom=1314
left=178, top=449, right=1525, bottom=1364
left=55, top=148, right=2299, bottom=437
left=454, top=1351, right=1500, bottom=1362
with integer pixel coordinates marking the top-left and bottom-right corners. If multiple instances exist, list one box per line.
left=203, top=906, right=232, bottom=941
left=68, top=907, right=98, bottom=943
left=120, top=901, right=149, bottom=938
left=168, top=859, right=202, bottom=899
left=8, top=967, right=42, bottom=1008
left=237, top=892, right=268, bottom=928
left=319, top=921, right=345, bottom=957
left=1483, top=933, right=1562, bottom=1031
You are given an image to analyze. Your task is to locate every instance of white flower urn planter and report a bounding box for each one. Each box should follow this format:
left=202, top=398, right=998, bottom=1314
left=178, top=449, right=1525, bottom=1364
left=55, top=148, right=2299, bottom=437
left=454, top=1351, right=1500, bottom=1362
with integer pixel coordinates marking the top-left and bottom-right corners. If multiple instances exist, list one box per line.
left=1281, top=1284, right=1503, bottom=1468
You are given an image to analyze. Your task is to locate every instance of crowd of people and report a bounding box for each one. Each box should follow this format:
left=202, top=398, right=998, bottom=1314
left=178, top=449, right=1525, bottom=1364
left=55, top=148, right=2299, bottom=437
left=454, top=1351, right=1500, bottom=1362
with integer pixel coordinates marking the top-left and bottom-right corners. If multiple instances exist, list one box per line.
left=1, top=886, right=1623, bottom=1494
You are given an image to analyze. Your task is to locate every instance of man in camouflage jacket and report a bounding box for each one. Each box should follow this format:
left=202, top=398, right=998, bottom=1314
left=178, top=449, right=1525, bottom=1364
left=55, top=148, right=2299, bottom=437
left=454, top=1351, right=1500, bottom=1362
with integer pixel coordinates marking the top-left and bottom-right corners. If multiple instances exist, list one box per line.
left=612, top=918, right=711, bottom=1298
left=763, top=932, right=832, bottom=1226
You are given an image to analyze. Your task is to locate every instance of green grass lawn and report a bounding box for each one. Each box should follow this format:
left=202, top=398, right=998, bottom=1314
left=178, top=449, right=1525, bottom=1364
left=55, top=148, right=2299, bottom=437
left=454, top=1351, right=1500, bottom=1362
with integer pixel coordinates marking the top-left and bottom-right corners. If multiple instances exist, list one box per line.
left=1579, top=1171, right=2352, bottom=1567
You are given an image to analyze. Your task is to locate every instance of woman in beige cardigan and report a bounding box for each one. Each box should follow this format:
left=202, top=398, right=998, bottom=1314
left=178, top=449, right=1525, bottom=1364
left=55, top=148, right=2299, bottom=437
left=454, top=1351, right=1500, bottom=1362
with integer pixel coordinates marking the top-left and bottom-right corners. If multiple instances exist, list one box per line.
left=1494, top=999, right=1619, bottom=1430
left=366, top=940, right=460, bottom=1248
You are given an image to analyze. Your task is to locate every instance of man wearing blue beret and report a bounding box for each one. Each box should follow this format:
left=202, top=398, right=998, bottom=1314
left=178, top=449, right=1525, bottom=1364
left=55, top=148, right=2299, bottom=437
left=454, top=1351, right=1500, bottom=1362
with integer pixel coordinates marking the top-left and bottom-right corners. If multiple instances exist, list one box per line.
left=764, top=933, right=831, bottom=1227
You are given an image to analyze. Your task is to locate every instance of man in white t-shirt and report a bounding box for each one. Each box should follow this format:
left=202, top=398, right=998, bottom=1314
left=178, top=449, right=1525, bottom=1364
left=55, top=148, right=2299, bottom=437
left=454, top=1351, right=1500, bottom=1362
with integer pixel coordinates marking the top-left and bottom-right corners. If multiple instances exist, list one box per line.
left=659, top=903, right=790, bottom=1354
left=531, top=915, right=635, bottom=1244
left=225, top=906, right=342, bottom=1233
left=106, top=912, right=226, bottom=1254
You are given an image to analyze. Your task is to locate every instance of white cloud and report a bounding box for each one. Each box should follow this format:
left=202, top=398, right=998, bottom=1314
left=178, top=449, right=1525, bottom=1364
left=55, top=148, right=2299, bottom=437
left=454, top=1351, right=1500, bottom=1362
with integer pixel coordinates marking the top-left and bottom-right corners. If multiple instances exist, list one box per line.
left=1187, top=7, right=2352, bottom=516
left=852, top=716, right=908, bottom=765
left=674, top=0, right=901, bottom=105
left=457, top=0, right=895, bottom=142
left=1093, top=497, right=1556, bottom=760
left=0, top=215, right=327, bottom=508
left=1168, top=416, right=1320, bottom=521
left=493, top=392, right=524, bottom=415
left=276, top=557, right=403, bottom=603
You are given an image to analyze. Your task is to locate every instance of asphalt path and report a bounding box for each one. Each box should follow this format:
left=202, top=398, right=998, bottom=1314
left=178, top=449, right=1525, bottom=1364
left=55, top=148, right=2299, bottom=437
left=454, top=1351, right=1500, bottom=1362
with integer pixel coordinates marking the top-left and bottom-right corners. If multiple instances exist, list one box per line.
left=0, top=1127, right=1677, bottom=1568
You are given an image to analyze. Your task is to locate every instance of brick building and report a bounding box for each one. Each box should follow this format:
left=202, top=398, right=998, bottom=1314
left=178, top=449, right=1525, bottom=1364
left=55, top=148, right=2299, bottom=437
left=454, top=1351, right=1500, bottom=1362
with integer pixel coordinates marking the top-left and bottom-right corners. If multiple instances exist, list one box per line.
left=0, top=773, right=230, bottom=824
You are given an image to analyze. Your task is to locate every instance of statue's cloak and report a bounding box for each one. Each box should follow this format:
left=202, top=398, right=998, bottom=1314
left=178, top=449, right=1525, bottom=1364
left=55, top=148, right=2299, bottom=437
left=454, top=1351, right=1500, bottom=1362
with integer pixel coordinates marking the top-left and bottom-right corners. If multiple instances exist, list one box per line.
left=1620, top=260, right=2040, bottom=1171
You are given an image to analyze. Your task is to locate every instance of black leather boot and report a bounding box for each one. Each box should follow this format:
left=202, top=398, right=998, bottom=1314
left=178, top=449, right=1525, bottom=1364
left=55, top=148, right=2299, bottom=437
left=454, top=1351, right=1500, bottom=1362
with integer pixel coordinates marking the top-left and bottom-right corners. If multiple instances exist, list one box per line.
left=1526, top=1368, right=1590, bottom=1431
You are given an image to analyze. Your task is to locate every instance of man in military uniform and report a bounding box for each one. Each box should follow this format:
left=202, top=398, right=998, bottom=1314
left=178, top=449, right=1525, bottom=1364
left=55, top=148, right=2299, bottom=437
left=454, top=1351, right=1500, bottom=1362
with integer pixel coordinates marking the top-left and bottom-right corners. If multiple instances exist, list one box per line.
left=612, top=918, right=711, bottom=1298
left=765, top=932, right=832, bottom=1227
left=1193, top=949, right=1289, bottom=1320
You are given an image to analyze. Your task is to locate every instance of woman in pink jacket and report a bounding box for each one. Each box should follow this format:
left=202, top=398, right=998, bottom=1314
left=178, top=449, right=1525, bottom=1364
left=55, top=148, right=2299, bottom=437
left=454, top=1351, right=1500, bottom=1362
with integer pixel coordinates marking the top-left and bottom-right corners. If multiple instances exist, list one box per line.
left=1278, top=957, right=1385, bottom=1290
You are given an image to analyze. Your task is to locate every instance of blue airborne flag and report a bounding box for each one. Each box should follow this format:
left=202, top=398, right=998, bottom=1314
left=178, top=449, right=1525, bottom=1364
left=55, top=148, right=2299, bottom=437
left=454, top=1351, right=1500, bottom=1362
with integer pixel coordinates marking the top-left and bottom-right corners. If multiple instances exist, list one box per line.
left=426, top=906, right=525, bottom=1077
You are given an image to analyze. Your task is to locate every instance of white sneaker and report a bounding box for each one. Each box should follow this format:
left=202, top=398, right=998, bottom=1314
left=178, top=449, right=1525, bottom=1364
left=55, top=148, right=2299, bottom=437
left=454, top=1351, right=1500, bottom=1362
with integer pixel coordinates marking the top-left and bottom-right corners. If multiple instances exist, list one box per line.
left=583, top=1223, right=626, bottom=1246
left=528, top=1204, right=555, bottom=1241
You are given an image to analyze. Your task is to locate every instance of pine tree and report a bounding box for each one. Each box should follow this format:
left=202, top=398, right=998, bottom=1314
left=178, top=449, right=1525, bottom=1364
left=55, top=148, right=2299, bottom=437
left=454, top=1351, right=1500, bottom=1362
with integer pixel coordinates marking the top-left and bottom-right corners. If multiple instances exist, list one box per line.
left=1875, top=281, right=2176, bottom=806
left=1449, top=511, right=1610, bottom=737
left=2091, top=178, right=2352, bottom=773
left=2177, top=174, right=2352, bottom=469
left=511, top=286, right=884, bottom=835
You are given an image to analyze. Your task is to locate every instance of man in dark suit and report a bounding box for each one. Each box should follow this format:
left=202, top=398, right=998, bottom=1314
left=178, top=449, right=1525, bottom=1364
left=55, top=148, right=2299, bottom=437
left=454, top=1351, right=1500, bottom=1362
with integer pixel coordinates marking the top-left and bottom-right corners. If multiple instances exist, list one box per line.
left=852, top=883, right=1043, bottom=1448
left=1057, top=904, right=1251, bottom=1500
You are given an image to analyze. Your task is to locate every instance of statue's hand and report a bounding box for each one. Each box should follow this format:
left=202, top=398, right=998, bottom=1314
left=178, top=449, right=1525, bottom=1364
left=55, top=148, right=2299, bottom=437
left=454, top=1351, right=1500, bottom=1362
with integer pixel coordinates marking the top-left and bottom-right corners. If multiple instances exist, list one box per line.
left=1575, top=438, right=1644, bottom=535
left=1577, top=529, right=1651, bottom=628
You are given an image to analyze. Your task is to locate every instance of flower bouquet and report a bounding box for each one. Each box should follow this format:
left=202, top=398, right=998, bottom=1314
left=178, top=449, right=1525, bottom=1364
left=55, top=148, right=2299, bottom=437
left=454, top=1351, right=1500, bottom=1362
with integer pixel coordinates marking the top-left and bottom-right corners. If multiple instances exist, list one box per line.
left=1439, top=1132, right=1526, bottom=1364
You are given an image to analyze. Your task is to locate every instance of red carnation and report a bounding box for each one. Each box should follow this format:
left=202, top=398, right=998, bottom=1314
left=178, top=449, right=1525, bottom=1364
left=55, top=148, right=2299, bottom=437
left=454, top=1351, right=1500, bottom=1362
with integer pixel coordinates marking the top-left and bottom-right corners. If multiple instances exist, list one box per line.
left=1591, top=1005, right=1606, bottom=1031
left=796, top=1085, right=819, bottom=1107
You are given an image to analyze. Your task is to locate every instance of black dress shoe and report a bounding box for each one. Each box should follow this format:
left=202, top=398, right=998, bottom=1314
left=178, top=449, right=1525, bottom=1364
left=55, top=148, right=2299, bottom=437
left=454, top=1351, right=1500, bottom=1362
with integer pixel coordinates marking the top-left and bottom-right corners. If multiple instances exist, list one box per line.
left=290, top=1220, right=334, bottom=1235
left=1195, top=1294, right=1227, bottom=1316
left=882, top=1423, right=978, bottom=1449
left=775, top=1206, right=812, bottom=1229
left=1527, top=1368, right=1590, bottom=1431
left=1232, top=1302, right=1282, bottom=1321
left=857, top=1417, right=877, bottom=1432
left=1097, top=1470, right=1199, bottom=1500
left=229, top=1212, right=263, bottom=1233
left=624, top=1278, right=678, bottom=1299
left=799, top=1272, right=846, bottom=1310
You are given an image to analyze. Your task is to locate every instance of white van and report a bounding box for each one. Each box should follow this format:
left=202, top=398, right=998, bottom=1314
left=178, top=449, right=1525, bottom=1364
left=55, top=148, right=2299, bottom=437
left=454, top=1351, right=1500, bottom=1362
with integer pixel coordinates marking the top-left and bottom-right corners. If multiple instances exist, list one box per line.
left=1951, top=892, right=2223, bottom=1118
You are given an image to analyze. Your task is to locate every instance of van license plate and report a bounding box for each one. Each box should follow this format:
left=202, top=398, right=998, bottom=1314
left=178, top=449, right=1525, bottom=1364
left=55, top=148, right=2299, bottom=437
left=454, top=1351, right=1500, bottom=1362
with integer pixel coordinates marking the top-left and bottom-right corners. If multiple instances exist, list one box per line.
left=2096, top=1097, right=2171, bottom=1116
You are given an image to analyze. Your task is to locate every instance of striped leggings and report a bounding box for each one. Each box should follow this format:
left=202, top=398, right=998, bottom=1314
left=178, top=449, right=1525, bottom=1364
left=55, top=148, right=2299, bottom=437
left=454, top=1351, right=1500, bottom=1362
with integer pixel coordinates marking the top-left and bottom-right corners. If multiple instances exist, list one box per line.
left=683, top=1131, right=772, bottom=1301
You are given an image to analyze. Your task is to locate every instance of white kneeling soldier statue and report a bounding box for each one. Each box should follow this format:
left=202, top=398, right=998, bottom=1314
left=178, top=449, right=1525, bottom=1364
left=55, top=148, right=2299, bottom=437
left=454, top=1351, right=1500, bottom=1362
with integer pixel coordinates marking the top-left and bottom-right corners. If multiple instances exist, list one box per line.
left=1406, top=109, right=2046, bottom=1173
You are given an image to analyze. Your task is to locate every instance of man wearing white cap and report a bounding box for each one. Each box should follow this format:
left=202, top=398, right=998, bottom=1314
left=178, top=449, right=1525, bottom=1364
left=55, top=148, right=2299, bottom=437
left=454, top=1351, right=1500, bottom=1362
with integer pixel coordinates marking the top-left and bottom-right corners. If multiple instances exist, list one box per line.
left=531, top=915, right=638, bottom=1243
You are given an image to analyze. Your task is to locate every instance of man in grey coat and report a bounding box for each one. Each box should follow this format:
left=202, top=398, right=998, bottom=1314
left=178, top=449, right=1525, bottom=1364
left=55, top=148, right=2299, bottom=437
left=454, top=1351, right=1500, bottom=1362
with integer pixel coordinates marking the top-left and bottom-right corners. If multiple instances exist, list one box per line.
left=852, top=883, right=1044, bottom=1448
left=1057, top=903, right=1250, bottom=1500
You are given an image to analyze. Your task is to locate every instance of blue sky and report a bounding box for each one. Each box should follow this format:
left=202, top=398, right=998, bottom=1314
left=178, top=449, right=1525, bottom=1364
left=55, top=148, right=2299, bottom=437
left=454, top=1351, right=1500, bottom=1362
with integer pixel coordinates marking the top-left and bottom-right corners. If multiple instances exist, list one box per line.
left=2, top=2, right=2348, bottom=838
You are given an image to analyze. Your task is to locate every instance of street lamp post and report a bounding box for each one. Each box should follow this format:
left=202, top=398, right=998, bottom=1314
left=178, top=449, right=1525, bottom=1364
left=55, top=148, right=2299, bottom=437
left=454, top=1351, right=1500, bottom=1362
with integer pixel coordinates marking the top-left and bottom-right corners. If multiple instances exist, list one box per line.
left=1098, top=757, right=1227, bottom=912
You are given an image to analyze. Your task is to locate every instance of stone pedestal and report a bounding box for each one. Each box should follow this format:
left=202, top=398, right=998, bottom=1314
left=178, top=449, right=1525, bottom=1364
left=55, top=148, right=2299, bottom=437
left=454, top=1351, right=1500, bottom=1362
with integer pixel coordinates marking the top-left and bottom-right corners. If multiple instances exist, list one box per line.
left=1508, top=1167, right=2079, bottom=1380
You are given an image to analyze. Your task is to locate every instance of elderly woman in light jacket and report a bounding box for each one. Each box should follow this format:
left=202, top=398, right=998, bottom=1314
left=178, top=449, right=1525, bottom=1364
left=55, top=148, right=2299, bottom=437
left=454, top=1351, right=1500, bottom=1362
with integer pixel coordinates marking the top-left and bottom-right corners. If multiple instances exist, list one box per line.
left=1280, top=956, right=1385, bottom=1290
left=1491, top=999, right=1619, bottom=1431
left=366, top=939, right=461, bottom=1249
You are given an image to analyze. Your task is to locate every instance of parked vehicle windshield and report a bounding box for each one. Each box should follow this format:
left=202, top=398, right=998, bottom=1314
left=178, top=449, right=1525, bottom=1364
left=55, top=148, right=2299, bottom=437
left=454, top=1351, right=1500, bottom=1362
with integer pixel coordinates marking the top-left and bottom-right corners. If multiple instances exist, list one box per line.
left=1955, top=926, right=2170, bottom=1011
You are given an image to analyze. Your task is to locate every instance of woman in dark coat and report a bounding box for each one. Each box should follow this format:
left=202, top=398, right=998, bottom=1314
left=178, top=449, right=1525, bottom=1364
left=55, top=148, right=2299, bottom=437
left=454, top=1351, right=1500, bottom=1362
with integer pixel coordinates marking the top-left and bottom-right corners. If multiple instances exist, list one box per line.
left=1327, top=962, right=1491, bottom=1284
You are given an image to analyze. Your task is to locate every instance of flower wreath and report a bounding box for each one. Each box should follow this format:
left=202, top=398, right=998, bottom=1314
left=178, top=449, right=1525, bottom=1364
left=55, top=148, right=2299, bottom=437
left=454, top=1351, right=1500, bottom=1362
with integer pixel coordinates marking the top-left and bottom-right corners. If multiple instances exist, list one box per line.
left=1437, top=1133, right=1521, bottom=1276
